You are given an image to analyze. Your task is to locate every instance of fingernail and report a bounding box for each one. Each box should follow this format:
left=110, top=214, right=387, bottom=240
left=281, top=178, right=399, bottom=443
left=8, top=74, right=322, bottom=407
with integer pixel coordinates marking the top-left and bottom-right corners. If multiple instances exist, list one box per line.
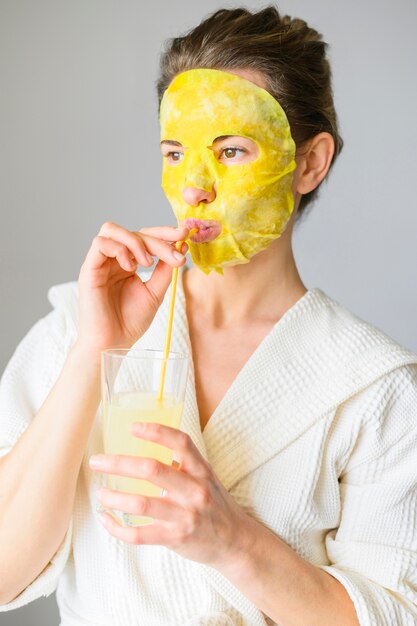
left=89, top=455, right=105, bottom=468
left=146, top=253, right=154, bottom=264
left=98, top=513, right=107, bottom=526
left=173, top=250, right=184, bottom=261
left=180, top=243, right=189, bottom=255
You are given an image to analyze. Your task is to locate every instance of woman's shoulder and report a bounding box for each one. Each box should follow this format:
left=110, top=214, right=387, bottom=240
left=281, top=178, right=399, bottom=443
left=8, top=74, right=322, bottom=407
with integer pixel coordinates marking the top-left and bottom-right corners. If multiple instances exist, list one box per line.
left=1, top=280, right=80, bottom=373
left=47, top=280, right=80, bottom=339
left=0, top=281, right=81, bottom=451
left=284, top=287, right=417, bottom=422
left=308, top=286, right=417, bottom=361
left=304, top=290, right=417, bottom=472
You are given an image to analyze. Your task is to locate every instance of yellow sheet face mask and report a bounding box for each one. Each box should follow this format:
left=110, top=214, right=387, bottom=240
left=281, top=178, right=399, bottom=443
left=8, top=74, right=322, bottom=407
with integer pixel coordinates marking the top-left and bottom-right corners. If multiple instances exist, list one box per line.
left=160, top=68, right=296, bottom=274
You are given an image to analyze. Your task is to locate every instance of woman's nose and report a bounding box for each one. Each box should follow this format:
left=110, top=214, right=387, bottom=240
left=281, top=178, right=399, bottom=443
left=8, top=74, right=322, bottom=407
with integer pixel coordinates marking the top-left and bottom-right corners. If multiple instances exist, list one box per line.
left=182, top=185, right=216, bottom=206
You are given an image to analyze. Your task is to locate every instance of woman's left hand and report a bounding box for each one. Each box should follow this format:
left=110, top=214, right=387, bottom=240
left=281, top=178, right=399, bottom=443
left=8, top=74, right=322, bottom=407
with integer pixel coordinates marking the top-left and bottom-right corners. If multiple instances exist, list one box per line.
left=89, top=423, right=254, bottom=570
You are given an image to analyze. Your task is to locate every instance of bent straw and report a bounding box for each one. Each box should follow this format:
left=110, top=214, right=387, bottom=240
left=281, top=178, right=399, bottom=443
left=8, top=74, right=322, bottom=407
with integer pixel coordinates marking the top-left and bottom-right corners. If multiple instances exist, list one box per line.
left=157, top=228, right=198, bottom=402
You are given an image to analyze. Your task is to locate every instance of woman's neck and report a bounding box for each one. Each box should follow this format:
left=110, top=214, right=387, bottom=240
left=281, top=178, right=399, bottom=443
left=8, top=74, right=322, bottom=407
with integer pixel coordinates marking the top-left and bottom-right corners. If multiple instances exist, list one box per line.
left=182, top=225, right=307, bottom=328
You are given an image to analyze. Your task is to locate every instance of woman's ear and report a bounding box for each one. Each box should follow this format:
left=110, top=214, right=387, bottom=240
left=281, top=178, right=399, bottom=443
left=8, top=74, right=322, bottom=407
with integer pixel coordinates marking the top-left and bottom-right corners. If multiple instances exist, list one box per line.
left=294, top=132, right=335, bottom=195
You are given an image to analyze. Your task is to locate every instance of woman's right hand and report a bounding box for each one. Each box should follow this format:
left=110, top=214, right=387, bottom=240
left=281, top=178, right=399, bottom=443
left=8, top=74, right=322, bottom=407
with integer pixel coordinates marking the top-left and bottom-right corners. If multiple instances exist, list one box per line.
left=75, top=221, right=189, bottom=356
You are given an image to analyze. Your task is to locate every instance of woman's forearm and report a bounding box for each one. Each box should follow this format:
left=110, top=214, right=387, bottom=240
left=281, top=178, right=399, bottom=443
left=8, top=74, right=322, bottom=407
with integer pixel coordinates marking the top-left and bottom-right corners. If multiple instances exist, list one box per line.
left=218, top=516, right=359, bottom=626
left=0, top=344, right=101, bottom=605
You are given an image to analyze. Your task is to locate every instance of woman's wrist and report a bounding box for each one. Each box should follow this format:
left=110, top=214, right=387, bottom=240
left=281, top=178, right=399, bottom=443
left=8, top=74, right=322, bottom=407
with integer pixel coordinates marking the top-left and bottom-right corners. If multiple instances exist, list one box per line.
left=214, top=512, right=267, bottom=583
left=69, top=340, right=103, bottom=369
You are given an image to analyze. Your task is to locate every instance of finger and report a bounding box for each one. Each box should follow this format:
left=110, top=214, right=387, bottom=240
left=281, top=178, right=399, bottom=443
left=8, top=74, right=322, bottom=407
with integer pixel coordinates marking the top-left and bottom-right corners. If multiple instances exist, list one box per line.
left=98, top=511, right=177, bottom=546
left=138, top=225, right=190, bottom=241
left=86, top=236, right=137, bottom=273
left=139, top=232, right=187, bottom=267
left=89, top=454, right=199, bottom=507
left=99, top=222, right=187, bottom=269
left=143, top=251, right=186, bottom=304
left=130, top=423, right=209, bottom=478
left=97, top=487, right=181, bottom=522
left=99, top=222, right=154, bottom=267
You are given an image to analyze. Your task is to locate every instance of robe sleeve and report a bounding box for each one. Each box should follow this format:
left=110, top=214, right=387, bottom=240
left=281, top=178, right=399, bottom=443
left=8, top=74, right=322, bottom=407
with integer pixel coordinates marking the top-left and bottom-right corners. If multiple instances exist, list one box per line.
left=318, top=364, right=417, bottom=626
left=0, top=308, right=74, bottom=611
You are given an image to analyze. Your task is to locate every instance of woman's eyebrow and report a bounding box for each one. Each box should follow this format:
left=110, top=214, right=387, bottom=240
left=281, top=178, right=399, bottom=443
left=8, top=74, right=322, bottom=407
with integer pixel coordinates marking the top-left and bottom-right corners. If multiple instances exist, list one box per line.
left=160, top=140, right=182, bottom=147
left=160, top=136, right=235, bottom=147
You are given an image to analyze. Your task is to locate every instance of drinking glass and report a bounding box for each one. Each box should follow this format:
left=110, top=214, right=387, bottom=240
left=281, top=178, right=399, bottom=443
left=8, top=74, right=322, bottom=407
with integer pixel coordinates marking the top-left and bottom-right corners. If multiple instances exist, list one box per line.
left=101, top=348, right=189, bottom=526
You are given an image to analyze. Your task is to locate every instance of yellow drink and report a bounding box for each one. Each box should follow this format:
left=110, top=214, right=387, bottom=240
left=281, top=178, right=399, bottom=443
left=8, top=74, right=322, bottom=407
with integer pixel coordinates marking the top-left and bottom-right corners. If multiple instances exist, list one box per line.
left=102, top=391, right=183, bottom=525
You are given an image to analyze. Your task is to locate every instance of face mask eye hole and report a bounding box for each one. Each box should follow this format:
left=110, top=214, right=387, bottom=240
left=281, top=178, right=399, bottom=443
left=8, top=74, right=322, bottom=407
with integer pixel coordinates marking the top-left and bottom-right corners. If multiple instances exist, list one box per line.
left=210, top=137, right=260, bottom=165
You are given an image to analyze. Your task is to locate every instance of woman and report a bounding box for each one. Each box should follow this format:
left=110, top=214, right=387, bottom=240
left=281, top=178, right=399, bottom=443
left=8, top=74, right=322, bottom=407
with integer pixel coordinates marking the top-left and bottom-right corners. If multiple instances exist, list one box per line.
left=0, top=7, right=416, bottom=626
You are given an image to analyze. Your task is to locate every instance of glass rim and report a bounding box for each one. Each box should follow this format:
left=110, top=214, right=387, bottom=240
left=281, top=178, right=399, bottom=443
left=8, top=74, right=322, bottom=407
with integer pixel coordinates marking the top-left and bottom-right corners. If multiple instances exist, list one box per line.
left=101, top=348, right=188, bottom=361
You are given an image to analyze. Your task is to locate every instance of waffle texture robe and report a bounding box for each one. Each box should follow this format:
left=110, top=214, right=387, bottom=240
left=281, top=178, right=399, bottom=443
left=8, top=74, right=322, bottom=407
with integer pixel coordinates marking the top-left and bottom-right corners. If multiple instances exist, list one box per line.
left=1, top=268, right=417, bottom=625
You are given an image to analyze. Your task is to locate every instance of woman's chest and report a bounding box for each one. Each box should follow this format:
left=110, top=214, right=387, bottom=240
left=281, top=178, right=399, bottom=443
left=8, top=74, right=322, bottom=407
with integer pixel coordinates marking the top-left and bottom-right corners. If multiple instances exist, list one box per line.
left=188, top=322, right=273, bottom=431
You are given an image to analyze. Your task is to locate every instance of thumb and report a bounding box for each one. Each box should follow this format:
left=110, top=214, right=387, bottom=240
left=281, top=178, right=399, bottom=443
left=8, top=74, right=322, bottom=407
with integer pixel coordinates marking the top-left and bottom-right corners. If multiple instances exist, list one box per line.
left=144, top=258, right=181, bottom=304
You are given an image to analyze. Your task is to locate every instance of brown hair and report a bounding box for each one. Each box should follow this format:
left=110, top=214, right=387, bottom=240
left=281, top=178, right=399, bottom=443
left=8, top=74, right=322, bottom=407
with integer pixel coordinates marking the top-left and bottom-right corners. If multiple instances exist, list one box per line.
left=157, top=6, right=343, bottom=220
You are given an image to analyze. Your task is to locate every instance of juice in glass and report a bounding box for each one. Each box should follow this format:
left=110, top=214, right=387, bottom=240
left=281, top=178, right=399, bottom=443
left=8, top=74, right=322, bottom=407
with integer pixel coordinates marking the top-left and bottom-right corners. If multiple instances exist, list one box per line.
left=101, top=349, right=188, bottom=526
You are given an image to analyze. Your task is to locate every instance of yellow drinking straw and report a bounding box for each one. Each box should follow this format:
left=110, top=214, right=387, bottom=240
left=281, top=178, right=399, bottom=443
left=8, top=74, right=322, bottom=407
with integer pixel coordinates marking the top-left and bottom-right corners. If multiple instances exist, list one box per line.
left=157, top=228, right=198, bottom=401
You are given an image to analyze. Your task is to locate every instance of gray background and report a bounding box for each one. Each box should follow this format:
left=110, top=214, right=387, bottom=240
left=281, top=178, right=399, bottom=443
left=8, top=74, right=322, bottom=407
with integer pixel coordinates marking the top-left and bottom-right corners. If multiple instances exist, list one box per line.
left=1, top=0, right=416, bottom=624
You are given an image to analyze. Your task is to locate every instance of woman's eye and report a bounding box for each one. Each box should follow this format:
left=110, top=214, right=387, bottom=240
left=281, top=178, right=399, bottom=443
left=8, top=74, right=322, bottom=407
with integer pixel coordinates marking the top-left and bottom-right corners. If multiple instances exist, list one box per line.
left=220, top=147, right=247, bottom=160
left=165, top=151, right=184, bottom=163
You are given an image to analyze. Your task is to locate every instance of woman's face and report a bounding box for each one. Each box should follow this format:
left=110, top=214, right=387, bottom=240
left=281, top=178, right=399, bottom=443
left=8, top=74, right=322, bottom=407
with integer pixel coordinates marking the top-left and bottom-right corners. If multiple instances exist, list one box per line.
left=159, top=68, right=297, bottom=274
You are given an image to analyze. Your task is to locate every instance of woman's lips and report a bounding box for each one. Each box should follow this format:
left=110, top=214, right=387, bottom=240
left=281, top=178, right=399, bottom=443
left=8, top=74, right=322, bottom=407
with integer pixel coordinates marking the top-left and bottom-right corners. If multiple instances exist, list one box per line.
left=183, top=218, right=222, bottom=243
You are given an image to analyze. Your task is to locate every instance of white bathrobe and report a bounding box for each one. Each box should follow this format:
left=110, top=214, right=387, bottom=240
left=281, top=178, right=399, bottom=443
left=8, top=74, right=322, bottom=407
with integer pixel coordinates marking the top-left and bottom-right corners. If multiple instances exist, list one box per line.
left=1, top=268, right=417, bottom=626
